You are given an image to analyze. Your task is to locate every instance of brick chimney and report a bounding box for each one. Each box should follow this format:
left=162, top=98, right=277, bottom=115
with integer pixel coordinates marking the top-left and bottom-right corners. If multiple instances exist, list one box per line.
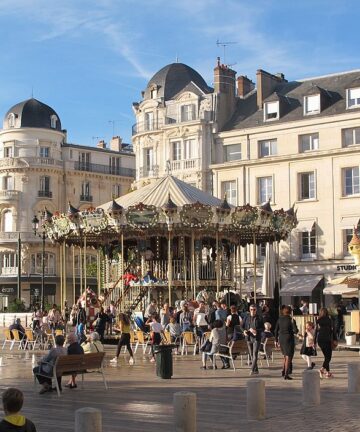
left=256, top=69, right=287, bottom=108
left=110, top=136, right=123, bottom=152
left=237, top=76, right=255, bottom=98
left=97, top=140, right=106, bottom=149
left=214, top=57, right=237, bottom=130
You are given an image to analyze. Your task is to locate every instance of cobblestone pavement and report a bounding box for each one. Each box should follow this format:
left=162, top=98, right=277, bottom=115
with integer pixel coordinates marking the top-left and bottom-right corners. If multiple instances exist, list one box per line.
left=0, top=345, right=358, bottom=431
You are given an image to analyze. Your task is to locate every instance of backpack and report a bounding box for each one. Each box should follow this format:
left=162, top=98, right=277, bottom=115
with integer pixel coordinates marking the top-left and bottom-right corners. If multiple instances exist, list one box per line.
left=229, top=313, right=240, bottom=328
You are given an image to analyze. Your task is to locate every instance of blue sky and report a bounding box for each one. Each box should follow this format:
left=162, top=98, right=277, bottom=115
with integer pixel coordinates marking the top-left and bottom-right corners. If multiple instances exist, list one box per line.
left=0, top=0, right=358, bottom=145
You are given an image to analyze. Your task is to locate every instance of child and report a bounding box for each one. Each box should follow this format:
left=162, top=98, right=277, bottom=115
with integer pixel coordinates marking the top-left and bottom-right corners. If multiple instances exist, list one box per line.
left=300, top=321, right=316, bottom=370
left=146, top=314, right=164, bottom=363
left=0, top=388, right=36, bottom=431
left=165, top=317, right=181, bottom=353
left=261, top=322, right=273, bottom=343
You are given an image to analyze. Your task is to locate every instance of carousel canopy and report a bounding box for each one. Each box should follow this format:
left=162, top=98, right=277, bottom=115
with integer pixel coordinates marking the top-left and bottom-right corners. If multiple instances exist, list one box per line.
left=42, top=175, right=297, bottom=246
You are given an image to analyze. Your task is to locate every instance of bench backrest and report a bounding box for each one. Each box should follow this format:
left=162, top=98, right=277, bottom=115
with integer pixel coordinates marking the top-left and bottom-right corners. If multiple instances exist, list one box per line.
left=54, top=352, right=105, bottom=376
left=229, top=339, right=248, bottom=355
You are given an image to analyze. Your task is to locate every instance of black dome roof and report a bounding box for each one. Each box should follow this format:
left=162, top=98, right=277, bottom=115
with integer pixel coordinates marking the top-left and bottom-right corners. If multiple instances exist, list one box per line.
left=4, top=98, right=62, bottom=131
left=144, top=63, right=212, bottom=101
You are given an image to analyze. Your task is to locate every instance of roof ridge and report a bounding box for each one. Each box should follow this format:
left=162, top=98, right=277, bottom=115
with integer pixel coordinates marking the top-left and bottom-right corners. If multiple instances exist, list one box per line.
left=297, top=69, right=360, bottom=82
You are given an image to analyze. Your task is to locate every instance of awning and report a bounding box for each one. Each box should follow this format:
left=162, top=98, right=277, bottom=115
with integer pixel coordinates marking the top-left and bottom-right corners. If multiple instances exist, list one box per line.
left=295, top=220, right=315, bottom=232
left=281, top=275, right=323, bottom=296
left=329, top=272, right=360, bottom=285
left=323, top=285, right=358, bottom=296
left=241, top=277, right=263, bottom=293
left=340, top=216, right=360, bottom=229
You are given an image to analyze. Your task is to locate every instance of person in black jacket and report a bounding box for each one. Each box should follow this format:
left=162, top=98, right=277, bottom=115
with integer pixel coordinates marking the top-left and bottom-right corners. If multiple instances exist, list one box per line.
left=242, top=304, right=264, bottom=375
left=274, top=305, right=298, bottom=380
left=65, top=332, right=84, bottom=389
left=315, top=307, right=337, bottom=378
left=0, top=388, right=36, bottom=432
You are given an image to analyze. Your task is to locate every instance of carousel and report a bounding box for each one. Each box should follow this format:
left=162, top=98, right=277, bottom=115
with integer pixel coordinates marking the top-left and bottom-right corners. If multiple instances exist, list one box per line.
left=41, top=175, right=298, bottom=312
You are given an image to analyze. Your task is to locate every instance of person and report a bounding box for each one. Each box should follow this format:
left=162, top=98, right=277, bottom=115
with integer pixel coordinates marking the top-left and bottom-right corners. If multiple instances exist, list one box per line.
left=144, top=247, right=154, bottom=260
left=242, top=304, right=264, bottom=376
left=110, top=313, right=135, bottom=365
left=65, top=332, right=84, bottom=389
left=160, top=303, right=171, bottom=327
left=144, top=299, right=157, bottom=322
left=335, top=301, right=346, bottom=339
left=75, top=318, right=86, bottom=344
left=315, top=307, right=337, bottom=378
left=200, top=320, right=229, bottom=370
left=93, top=307, right=110, bottom=342
left=9, top=319, right=26, bottom=341
left=193, top=303, right=209, bottom=338
left=226, top=305, right=241, bottom=338
left=207, top=301, right=218, bottom=327
left=63, top=301, right=70, bottom=323
left=179, top=303, right=193, bottom=332
left=215, top=302, right=228, bottom=323
left=31, top=306, right=42, bottom=331
left=146, top=315, right=164, bottom=363
left=76, top=304, right=86, bottom=326
left=107, top=301, right=117, bottom=335
left=274, top=305, right=298, bottom=380
left=292, top=305, right=303, bottom=316
left=0, top=388, right=36, bottom=432
left=300, top=300, right=309, bottom=315
left=33, top=335, right=67, bottom=394
left=165, top=317, right=181, bottom=349
left=300, top=321, right=316, bottom=370
left=81, top=332, right=104, bottom=354
left=48, top=304, right=61, bottom=330
left=261, top=322, right=273, bottom=343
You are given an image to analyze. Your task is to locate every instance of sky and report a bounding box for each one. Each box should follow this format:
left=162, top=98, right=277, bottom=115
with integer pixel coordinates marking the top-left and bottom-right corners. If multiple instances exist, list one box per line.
left=0, top=0, right=359, bottom=146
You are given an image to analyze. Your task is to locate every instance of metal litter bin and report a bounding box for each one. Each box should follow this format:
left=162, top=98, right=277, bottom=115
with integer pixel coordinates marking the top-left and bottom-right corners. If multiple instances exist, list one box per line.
left=154, top=344, right=176, bottom=379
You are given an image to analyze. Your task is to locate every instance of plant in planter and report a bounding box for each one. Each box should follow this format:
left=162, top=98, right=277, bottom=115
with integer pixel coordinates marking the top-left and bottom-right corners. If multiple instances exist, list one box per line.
left=7, top=299, right=26, bottom=312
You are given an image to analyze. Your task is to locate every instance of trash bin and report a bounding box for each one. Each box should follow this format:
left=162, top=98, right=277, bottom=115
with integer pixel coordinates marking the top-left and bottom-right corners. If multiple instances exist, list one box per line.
left=345, top=332, right=356, bottom=346
left=154, top=344, right=176, bottom=379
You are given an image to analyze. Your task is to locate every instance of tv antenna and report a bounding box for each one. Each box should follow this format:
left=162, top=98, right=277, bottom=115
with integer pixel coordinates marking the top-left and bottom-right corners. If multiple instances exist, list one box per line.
left=216, top=39, right=236, bottom=65
left=92, top=136, right=104, bottom=145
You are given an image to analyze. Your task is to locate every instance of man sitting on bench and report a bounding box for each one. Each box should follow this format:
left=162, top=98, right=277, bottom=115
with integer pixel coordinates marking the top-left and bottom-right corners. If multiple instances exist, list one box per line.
left=33, top=335, right=67, bottom=395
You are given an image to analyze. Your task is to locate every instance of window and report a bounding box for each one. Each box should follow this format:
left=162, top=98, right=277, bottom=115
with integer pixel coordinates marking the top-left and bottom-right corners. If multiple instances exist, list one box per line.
left=259, top=139, right=277, bottom=158
left=301, top=225, right=316, bottom=259
left=347, top=88, right=360, bottom=108
left=112, top=184, right=122, bottom=198
left=40, top=176, right=50, bottom=193
left=3, top=210, right=13, bottom=232
left=1, top=253, right=17, bottom=275
left=343, top=127, right=360, bottom=147
left=7, top=113, right=15, bottom=128
left=50, top=115, right=58, bottom=129
left=184, top=139, right=195, bottom=159
left=3, top=176, right=13, bottom=191
left=221, top=181, right=237, bottom=205
left=79, top=152, right=90, bottom=170
left=81, top=182, right=91, bottom=201
left=304, top=95, right=320, bottom=115
left=343, top=229, right=355, bottom=255
left=150, top=88, right=157, bottom=99
left=145, top=112, right=154, bottom=131
left=4, top=147, right=13, bottom=158
left=172, top=141, right=181, bottom=161
left=145, top=148, right=153, bottom=170
left=181, top=104, right=196, bottom=122
left=264, top=101, right=279, bottom=121
left=224, top=144, right=241, bottom=162
left=74, top=255, right=97, bottom=277
left=40, top=147, right=50, bottom=158
left=109, top=157, right=120, bottom=175
left=30, top=252, right=56, bottom=275
left=258, top=176, right=273, bottom=204
left=299, top=172, right=316, bottom=200
left=343, top=167, right=360, bottom=196
left=299, top=133, right=319, bottom=152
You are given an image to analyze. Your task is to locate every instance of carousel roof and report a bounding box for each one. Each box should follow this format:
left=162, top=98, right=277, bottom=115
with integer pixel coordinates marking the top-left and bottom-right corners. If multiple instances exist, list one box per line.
left=99, top=175, right=224, bottom=210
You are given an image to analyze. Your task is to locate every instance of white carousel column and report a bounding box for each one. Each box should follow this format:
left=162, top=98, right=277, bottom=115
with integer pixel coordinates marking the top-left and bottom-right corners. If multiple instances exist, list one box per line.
left=79, top=245, right=83, bottom=294
left=191, top=232, right=195, bottom=298
left=239, top=243, right=243, bottom=300
left=72, top=245, right=76, bottom=303
left=168, top=230, right=172, bottom=306
left=182, top=236, right=187, bottom=300
left=63, top=242, right=67, bottom=307
left=253, top=233, right=257, bottom=304
left=83, top=236, right=87, bottom=290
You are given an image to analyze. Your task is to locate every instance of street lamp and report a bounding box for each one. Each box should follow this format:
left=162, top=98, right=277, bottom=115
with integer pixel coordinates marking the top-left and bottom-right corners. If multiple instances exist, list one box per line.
left=32, top=213, right=47, bottom=311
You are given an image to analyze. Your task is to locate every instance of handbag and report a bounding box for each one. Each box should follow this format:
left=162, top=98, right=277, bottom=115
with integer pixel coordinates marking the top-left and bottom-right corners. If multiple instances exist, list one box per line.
left=200, top=339, right=212, bottom=353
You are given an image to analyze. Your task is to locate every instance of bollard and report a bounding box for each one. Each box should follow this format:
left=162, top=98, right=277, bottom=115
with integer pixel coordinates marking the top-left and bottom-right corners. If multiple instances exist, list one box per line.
left=302, top=370, right=320, bottom=406
left=32, top=354, right=36, bottom=366
left=75, top=407, right=102, bottom=432
left=348, top=363, right=360, bottom=393
left=25, top=351, right=29, bottom=360
left=173, top=391, right=196, bottom=432
left=0, top=357, right=3, bottom=367
left=247, top=379, right=265, bottom=420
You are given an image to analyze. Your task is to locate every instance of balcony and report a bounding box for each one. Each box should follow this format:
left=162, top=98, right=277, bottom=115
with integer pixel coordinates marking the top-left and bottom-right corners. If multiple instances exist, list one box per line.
left=0, top=190, right=20, bottom=201
left=0, top=157, right=63, bottom=170
left=132, top=116, right=200, bottom=136
left=74, top=161, right=135, bottom=178
left=80, top=194, right=93, bottom=202
left=0, top=231, right=37, bottom=243
left=170, top=158, right=199, bottom=172
left=38, top=190, right=53, bottom=198
left=138, top=165, right=160, bottom=179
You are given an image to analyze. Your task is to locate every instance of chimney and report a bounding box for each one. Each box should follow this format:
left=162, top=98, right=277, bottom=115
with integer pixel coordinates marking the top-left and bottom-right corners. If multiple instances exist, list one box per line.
left=214, top=57, right=237, bottom=130
left=256, top=69, right=286, bottom=108
left=110, top=136, right=123, bottom=152
left=97, top=140, right=106, bottom=149
left=237, top=76, right=255, bottom=98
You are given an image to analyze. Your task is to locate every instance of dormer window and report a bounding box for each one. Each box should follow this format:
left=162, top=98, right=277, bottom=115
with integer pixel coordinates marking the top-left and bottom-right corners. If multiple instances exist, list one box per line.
left=7, top=113, right=15, bottom=128
left=304, top=95, right=320, bottom=115
left=347, top=87, right=360, bottom=109
left=50, top=115, right=58, bottom=129
left=150, top=88, right=157, bottom=99
left=181, top=104, right=196, bottom=122
left=264, top=101, right=279, bottom=121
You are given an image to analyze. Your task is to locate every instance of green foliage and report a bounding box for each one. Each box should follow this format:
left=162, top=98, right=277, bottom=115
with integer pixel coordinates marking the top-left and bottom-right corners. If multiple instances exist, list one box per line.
left=7, top=298, right=26, bottom=312
left=87, top=262, right=97, bottom=277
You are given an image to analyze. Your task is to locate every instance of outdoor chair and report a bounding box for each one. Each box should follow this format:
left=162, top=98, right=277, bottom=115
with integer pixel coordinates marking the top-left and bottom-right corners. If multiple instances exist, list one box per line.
left=258, top=337, right=276, bottom=367
left=24, top=328, right=41, bottom=351
left=214, top=339, right=249, bottom=371
left=2, top=329, right=13, bottom=350
left=134, top=330, right=151, bottom=354
left=10, top=329, right=25, bottom=350
left=181, top=331, right=198, bottom=355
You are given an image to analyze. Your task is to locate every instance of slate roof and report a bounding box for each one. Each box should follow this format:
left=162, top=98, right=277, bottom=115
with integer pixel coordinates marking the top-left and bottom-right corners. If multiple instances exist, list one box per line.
left=4, top=98, right=62, bottom=131
left=223, top=70, right=360, bottom=131
left=143, top=63, right=213, bottom=102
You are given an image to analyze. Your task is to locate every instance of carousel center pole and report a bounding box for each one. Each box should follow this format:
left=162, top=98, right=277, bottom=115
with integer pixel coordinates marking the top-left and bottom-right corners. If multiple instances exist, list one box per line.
left=168, top=230, right=172, bottom=306
left=216, top=231, right=220, bottom=299
left=83, top=236, right=87, bottom=292
left=79, top=245, right=83, bottom=296
left=63, top=242, right=67, bottom=310
left=60, top=242, right=63, bottom=311
left=239, top=242, right=242, bottom=301
left=191, top=232, right=195, bottom=300
left=72, top=245, right=76, bottom=304
left=253, top=233, right=257, bottom=305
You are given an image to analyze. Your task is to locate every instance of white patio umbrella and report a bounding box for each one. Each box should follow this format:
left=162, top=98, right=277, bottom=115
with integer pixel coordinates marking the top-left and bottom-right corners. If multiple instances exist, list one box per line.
left=261, top=243, right=276, bottom=298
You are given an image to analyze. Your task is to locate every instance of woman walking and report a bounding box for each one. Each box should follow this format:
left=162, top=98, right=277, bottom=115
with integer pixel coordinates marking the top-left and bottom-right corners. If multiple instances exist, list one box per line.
left=110, top=313, right=135, bottom=365
left=274, top=305, right=298, bottom=380
left=316, top=307, right=337, bottom=378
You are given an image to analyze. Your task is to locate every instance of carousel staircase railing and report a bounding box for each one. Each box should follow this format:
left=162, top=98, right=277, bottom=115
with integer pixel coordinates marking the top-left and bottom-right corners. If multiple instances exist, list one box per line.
left=114, top=284, right=131, bottom=308
left=128, top=286, right=147, bottom=312
left=101, top=275, right=123, bottom=305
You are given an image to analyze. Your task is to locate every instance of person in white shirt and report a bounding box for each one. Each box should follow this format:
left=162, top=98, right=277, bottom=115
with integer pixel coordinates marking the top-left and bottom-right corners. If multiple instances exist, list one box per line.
left=146, top=315, right=164, bottom=363
left=193, top=303, right=209, bottom=338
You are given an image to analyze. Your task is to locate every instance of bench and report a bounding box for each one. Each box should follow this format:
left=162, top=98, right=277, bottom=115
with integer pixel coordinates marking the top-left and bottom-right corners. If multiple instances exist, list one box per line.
left=34, top=352, right=108, bottom=397
left=213, top=339, right=250, bottom=371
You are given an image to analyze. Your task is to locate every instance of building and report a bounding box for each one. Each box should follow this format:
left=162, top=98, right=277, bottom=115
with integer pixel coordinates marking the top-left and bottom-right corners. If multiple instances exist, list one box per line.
left=0, top=98, right=135, bottom=308
left=210, top=68, right=360, bottom=303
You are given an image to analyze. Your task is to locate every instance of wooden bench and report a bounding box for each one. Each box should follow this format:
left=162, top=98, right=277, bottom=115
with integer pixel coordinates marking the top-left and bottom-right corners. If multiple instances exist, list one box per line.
left=213, top=339, right=250, bottom=371
left=34, top=352, right=108, bottom=397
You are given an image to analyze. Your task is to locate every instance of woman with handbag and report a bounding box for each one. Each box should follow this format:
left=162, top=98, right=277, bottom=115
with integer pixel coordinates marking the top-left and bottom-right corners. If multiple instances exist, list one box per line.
left=315, top=307, right=337, bottom=378
left=300, top=321, right=316, bottom=370
left=200, top=320, right=229, bottom=370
